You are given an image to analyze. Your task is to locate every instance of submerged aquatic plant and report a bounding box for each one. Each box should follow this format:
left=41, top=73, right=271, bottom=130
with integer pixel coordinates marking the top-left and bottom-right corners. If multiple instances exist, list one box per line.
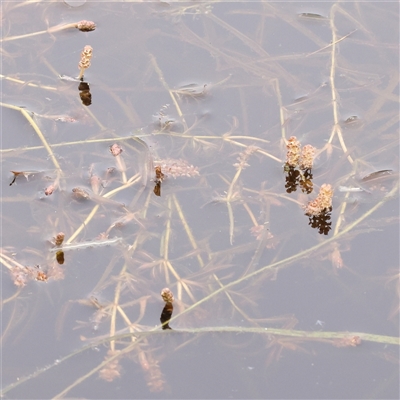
left=1, top=2, right=398, bottom=398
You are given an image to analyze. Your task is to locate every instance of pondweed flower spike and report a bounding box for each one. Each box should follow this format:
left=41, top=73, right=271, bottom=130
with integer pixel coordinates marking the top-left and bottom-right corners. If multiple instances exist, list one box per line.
left=75, top=20, right=96, bottom=32
left=160, top=288, right=174, bottom=304
left=305, top=184, right=334, bottom=216
left=286, top=136, right=301, bottom=167
left=300, top=144, right=316, bottom=170
left=78, top=45, right=93, bottom=80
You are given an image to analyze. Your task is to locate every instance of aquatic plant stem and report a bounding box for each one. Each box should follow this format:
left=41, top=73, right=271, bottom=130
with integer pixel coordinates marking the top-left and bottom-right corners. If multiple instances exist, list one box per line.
left=1, top=22, right=85, bottom=42
left=173, top=194, right=205, bottom=268
left=0, top=74, right=57, bottom=91
left=272, top=78, right=287, bottom=143
left=327, top=5, right=353, bottom=165
left=2, top=322, right=397, bottom=398
left=1, top=102, right=62, bottom=171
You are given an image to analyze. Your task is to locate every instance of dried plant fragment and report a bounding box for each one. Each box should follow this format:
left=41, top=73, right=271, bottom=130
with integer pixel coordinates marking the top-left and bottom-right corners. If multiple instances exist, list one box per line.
left=110, top=143, right=123, bottom=157
left=99, top=350, right=122, bottom=382
left=285, top=136, right=301, bottom=168
left=78, top=45, right=93, bottom=80
left=299, top=144, right=315, bottom=170
left=158, top=159, right=199, bottom=178
left=76, top=20, right=96, bottom=32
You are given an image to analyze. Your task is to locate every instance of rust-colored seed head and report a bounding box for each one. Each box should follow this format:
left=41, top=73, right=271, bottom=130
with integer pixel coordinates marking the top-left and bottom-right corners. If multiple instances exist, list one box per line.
left=160, top=288, right=174, bottom=303
left=76, top=20, right=96, bottom=32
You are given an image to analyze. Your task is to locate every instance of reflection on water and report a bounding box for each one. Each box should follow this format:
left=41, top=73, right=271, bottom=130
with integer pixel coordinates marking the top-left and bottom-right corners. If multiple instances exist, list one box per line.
left=1, top=1, right=399, bottom=399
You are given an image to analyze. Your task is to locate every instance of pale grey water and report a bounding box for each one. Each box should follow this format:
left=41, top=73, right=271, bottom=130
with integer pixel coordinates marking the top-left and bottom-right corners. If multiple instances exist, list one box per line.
left=1, top=1, right=399, bottom=399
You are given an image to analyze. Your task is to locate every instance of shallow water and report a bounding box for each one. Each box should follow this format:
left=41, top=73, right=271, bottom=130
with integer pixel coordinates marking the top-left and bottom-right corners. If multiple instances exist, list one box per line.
left=1, top=1, right=399, bottom=399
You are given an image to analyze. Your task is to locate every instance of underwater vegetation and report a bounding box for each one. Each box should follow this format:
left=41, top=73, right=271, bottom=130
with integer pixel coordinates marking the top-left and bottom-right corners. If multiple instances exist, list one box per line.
left=1, top=1, right=399, bottom=398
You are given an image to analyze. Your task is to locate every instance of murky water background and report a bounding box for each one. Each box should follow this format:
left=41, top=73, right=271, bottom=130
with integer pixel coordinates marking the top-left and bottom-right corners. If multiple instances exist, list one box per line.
left=1, top=1, right=399, bottom=399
